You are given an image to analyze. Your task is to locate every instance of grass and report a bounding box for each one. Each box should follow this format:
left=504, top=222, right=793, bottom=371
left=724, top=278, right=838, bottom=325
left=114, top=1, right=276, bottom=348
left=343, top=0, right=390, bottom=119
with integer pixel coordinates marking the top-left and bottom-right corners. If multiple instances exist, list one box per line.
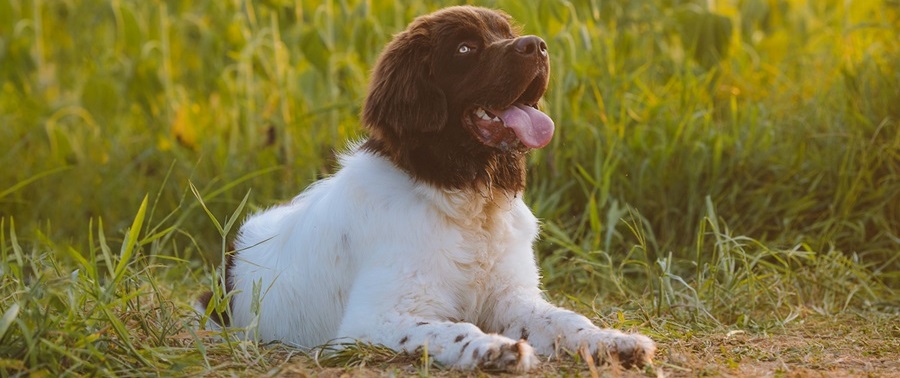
left=1, top=0, right=898, bottom=376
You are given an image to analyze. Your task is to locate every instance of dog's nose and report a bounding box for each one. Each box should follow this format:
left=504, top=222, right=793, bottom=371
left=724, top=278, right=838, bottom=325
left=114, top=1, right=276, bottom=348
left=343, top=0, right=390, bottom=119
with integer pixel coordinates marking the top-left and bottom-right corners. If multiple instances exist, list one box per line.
left=514, top=36, right=547, bottom=57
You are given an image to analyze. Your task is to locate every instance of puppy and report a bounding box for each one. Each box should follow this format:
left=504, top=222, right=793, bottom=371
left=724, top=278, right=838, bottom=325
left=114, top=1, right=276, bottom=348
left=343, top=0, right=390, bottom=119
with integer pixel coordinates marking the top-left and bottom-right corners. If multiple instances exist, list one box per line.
left=198, top=6, right=655, bottom=372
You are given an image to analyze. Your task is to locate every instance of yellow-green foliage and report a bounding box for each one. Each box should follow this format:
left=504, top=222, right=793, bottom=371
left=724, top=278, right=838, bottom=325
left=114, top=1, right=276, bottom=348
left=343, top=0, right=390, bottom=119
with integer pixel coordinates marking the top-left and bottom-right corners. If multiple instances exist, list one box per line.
left=2, top=0, right=898, bottom=261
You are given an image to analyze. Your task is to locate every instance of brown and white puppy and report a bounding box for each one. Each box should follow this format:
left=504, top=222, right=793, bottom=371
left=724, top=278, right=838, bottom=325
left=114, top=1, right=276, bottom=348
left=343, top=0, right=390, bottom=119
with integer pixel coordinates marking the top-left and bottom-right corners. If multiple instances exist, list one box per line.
left=198, top=6, right=655, bottom=372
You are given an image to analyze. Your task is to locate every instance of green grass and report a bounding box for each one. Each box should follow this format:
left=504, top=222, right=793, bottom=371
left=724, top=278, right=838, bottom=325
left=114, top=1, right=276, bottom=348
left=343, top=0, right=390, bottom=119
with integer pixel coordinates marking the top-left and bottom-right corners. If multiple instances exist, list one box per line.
left=1, top=0, right=898, bottom=376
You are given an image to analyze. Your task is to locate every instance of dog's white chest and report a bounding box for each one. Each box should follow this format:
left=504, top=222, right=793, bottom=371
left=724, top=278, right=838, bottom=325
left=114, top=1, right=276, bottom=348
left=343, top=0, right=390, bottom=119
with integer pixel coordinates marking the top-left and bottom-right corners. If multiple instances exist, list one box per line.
left=427, top=191, right=523, bottom=321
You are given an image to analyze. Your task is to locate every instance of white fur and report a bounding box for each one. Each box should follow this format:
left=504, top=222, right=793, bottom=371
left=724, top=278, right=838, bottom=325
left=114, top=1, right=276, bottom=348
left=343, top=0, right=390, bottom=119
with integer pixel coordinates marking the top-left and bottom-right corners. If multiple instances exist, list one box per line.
left=211, top=148, right=654, bottom=371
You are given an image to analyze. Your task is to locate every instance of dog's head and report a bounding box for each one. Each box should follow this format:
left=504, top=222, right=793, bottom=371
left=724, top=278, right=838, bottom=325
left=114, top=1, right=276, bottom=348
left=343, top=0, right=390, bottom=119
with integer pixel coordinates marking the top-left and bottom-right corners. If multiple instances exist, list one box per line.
left=362, top=6, right=553, bottom=192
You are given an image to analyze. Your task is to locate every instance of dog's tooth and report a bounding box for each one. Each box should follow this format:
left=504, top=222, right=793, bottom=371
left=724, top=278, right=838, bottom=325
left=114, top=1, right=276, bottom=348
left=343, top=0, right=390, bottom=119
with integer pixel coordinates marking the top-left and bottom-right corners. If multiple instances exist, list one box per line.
left=475, top=108, right=487, bottom=119
left=491, top=116, right=500, bottom=122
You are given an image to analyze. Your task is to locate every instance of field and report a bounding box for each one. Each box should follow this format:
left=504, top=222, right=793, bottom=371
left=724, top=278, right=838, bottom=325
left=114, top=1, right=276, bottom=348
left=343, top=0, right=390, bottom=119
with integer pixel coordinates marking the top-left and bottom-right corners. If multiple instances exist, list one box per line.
left=1, top=0, right=898, bottom=376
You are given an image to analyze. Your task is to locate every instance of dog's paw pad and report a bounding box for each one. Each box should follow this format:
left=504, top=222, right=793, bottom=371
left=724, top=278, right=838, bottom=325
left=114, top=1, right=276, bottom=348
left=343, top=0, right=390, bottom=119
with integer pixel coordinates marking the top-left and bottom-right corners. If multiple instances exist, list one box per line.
left=602, top=333, right=656, bottom=369
left=476, top=339, right=539, bottom=373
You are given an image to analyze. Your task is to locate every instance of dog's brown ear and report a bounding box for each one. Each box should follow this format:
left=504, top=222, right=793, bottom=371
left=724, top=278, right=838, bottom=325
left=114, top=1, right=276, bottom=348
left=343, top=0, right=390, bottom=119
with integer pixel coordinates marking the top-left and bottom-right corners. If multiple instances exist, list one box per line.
left=363, top=28, right=446, bottom=138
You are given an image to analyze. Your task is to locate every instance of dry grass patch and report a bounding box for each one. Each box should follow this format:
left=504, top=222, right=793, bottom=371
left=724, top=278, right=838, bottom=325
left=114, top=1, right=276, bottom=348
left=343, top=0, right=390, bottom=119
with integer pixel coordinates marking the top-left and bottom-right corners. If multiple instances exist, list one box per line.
left=661, top=314, right=900, bottom=377
left=186, top=313, right=898, bottom=377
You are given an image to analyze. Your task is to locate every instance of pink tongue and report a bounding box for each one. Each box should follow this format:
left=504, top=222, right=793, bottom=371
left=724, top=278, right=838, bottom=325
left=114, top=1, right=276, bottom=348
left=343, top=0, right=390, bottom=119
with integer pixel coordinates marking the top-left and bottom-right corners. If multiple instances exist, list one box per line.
left=498, top=104, right=555, bottom=148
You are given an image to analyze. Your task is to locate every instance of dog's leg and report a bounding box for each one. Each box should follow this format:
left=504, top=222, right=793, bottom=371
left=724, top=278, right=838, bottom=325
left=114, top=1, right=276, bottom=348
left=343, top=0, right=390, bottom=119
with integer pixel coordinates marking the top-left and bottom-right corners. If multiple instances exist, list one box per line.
left=334, top=266, right=540, bottom=373
left=338, top=315, right=539, bottom=372
left=486, top=290, right=656, bottom=368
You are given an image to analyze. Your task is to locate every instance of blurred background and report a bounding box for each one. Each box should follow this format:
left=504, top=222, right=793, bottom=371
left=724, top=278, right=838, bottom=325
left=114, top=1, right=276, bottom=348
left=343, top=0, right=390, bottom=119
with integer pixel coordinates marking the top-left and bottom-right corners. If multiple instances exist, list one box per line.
left=1, top=0, right=897, bottom=309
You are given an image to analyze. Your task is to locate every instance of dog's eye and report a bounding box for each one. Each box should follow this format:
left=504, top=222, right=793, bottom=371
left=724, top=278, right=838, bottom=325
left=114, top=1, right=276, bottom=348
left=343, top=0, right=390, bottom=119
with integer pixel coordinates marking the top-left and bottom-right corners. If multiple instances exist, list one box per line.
left=457, top=43, right=475, bottom=54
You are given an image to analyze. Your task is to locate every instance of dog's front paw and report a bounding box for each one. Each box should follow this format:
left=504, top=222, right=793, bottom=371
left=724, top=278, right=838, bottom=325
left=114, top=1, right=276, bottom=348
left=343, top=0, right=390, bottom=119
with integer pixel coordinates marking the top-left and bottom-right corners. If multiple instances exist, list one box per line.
left=579, top=330, right=656, bottom=369
left=478, top=339, right=539, bottom=373
left=451, top=336, right=539, bottom=373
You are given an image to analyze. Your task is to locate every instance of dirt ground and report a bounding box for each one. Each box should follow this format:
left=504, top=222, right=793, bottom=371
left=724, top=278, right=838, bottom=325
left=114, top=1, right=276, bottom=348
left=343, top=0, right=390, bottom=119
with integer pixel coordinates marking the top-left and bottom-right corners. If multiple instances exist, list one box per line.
left=659, top=321, right=900, bottom=377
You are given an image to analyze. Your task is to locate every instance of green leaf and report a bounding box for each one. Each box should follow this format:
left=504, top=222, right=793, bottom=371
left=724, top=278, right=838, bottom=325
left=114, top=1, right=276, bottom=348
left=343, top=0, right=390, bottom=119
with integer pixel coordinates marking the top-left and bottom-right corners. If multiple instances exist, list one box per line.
left=223, top=190, right=251, bottom=235
left=190, top=181, right=224, bottom=237
left=97, top=218, right=115, bottom=278
left=0, top=167, right=71, bottom=200
left=677, top=7, right=733, bottom=68
left=0, top=303, right=19, bottom=342
left=300, top=28, right=331, bottom=75
left=113, top=195, right=148, bottom=284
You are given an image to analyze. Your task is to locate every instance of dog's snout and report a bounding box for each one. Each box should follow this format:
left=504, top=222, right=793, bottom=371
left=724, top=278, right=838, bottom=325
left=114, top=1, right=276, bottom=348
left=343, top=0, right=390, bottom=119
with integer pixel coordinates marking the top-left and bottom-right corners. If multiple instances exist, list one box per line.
left=514, top=36, right=547, bottom=57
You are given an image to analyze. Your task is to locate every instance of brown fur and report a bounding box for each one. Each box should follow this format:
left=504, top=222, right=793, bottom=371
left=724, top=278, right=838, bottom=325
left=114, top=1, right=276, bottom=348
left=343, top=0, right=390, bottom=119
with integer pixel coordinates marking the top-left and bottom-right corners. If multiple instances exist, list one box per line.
left=197, top=246, right=235, bottom=327
left=361, top=6, right=550, bottom=192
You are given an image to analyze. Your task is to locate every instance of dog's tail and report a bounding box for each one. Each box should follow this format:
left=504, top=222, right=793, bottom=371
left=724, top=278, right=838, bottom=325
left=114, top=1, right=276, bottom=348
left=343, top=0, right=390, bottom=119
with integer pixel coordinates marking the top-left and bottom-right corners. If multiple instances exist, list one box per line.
left=195, top=246, right=236, bottom=329
left=194, top=291, right=230, bottom=329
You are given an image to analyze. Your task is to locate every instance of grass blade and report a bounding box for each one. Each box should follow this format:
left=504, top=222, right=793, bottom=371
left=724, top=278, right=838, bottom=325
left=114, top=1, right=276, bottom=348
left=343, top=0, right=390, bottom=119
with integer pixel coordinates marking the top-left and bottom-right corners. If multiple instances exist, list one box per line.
left=0, top=166, right=71, bottom=200
left=113, top=195, right=148, bottom=283
left=0, top=302, right=19, bottom=342
left=190, top=181, right=224, bottom=237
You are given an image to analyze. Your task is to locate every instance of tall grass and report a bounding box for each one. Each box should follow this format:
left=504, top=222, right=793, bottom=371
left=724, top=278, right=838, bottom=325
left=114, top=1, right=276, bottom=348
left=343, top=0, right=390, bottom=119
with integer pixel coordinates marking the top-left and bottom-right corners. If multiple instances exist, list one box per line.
left=1, top=0, right=898, bottom=375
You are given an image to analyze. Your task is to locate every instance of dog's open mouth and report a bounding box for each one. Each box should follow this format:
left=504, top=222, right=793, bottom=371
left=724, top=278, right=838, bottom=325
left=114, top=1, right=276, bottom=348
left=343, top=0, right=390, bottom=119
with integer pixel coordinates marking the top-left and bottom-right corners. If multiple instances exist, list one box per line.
left=465, top=104, right=555, bottom=150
